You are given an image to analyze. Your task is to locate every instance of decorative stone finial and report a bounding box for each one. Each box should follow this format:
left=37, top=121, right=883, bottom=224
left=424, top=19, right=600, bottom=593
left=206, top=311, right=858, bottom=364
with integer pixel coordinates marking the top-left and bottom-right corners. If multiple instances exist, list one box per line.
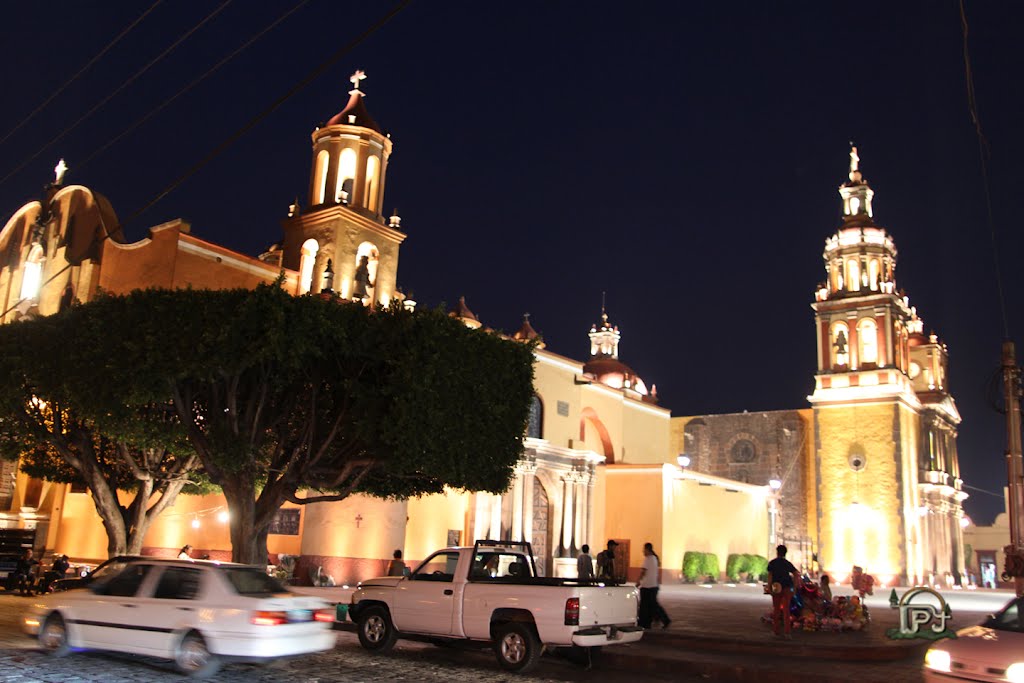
left=389, top=209, right=402, bottom=229
left=349, top=69, right=367, bottom=94
left=54, top=159, right=68, bottom=186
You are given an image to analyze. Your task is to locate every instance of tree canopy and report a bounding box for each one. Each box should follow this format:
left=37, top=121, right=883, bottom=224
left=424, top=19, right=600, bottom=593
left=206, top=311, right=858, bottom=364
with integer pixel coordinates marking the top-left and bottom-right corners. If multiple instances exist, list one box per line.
left=7, top=284, right=536, bottom=563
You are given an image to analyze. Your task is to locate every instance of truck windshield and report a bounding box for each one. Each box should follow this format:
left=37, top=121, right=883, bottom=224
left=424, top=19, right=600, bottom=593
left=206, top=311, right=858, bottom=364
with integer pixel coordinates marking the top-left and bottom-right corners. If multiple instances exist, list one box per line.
left=470, top=552, right=531, bottom=580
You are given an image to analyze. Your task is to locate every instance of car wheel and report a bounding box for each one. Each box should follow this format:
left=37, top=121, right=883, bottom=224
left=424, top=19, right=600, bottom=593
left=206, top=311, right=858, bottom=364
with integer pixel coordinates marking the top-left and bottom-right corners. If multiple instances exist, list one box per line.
left=174, top=630, right=221, bottom=678
left=39, top=613, right=71, bottom=657
left=493, top=622, right=541, bottom=673
left=356, top=605, right=397, bottom=653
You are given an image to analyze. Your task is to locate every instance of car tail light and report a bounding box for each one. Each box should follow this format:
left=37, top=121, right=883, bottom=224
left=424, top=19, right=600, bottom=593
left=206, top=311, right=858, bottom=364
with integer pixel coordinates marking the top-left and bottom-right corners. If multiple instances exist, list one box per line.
left=314, top=608, right=334, bottom=623
left=564, top=597, right=580, bottom=626
left=251, top=611, right=288, bottom=626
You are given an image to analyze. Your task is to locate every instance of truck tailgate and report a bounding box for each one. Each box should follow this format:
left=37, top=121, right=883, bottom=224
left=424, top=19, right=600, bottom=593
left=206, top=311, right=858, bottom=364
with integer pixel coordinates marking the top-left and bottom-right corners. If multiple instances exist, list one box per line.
left=578, top=585, right=639, bottom=625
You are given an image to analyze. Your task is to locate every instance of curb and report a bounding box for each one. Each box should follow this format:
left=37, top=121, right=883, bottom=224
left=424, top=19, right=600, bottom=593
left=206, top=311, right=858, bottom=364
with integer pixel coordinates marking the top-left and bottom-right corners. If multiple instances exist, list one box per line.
left=641, top=629, right=928, bottom=662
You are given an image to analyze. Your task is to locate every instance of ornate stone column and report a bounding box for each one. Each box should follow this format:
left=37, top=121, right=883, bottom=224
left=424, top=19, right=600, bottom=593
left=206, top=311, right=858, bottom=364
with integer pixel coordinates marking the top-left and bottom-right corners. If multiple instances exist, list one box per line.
left=522, top=463, right=536, bottom=544
left=560, top=476, right=575, bottom=558
left=510, top=469, right=524, bottom=542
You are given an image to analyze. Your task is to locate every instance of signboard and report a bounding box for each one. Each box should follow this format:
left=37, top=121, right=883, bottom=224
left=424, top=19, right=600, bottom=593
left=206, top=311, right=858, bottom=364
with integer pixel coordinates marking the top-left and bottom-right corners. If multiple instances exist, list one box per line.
left=885, top=587, right=957, bottom=641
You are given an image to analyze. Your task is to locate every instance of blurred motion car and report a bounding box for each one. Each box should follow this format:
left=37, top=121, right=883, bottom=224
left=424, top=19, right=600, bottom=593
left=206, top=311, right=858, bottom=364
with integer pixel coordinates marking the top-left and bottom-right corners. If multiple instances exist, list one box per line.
left=49, top=555, right=143, bottom=593
left=924, top=595, right=1024, bottom=683
left=23, top=558, right=335, bottom=677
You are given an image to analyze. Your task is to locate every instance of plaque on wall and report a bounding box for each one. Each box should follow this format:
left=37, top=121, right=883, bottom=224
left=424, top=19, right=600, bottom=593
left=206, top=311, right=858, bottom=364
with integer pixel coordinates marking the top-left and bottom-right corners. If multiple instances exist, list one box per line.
left=268, top=508, right=301, bottom=536
left=446, top=529, right=461, bottom=547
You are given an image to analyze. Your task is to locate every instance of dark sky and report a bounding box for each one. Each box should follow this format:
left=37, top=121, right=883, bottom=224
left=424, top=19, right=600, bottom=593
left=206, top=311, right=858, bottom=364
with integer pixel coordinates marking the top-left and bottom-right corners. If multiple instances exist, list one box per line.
left=2, top=2, right=1022, bottom=524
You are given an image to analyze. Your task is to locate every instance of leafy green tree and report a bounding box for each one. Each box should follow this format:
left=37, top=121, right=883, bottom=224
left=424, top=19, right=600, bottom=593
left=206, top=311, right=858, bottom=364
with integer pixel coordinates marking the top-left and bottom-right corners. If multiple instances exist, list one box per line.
left=31, top=285, right=535, bottom=564
left=0, top=317, right=206, bottom=557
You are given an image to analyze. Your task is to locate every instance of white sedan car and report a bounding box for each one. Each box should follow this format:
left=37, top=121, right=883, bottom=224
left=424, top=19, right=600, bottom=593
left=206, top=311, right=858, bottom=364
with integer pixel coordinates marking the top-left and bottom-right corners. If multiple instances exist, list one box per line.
left=924, top=596, right=1024, bottom=683
left=23, top=558, right=336, bottom=677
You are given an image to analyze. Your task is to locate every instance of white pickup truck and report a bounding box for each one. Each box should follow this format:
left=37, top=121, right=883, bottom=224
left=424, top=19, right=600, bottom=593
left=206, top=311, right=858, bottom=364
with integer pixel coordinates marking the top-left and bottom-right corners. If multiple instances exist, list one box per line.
left=348, top=540, right=643, bottom=673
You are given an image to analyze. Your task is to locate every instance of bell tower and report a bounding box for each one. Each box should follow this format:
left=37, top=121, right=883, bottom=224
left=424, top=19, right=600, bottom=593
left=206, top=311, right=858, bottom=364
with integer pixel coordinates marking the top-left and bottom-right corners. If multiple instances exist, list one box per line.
left=809, top=146, right=923, bottom=584
left=281, top=70, right=406, bottom=306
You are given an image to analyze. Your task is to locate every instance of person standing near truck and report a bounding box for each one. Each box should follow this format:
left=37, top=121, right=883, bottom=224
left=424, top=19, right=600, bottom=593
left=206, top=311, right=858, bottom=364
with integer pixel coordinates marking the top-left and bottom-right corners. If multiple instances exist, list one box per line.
left=596, top=539, right=618, bottom=581
left=577, top=544, right=594, bottom=580
left=636, top=542, right=670, bottom=629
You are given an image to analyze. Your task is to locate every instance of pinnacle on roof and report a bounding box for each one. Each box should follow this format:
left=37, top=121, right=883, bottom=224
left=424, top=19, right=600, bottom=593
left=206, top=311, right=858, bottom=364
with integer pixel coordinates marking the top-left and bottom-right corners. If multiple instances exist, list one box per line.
left=512, top=313, right=544, bottom=348
left=325, top=70, right=382, bottom=132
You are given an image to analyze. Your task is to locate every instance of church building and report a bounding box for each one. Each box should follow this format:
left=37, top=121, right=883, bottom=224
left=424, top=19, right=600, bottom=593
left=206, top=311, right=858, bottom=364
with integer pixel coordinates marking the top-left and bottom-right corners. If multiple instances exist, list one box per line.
left=0, top=73, right=963, bottom=587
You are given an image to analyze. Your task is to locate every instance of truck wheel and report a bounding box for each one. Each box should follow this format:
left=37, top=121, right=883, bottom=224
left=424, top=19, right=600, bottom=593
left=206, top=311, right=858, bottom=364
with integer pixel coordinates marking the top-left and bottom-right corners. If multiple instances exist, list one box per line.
left=493, top=622, right=541, bottom=673
left=357, top=605, right=397, bottom=653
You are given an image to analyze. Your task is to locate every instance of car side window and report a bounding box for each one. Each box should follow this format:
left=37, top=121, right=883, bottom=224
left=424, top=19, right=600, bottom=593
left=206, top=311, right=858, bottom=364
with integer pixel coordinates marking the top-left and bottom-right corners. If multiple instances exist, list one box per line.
left=152, top=567, right=202, bottom=600
left=94, top=564, right=152, bottom=597
left=410, top=552, right=459, bottom=582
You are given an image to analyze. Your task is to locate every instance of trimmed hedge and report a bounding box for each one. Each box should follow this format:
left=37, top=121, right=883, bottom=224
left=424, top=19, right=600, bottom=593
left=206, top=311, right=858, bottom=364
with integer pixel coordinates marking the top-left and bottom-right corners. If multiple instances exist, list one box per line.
left=747, top=554, right=769, bottom=582
left=682, top=551, right=704, bottom=582
left=701, top=553, right=720, bottom=582
left=726, top=554, right=747, bottom=582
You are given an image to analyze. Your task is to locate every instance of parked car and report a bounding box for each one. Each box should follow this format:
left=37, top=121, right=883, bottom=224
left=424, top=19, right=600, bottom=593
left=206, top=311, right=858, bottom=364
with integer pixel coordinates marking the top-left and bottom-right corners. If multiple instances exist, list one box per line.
left=49, top=555, right=143, bottom=593
left=923, top=595, right=1024, bottom=682
left=23, top=558, right=336, bottom=678
left=349, top=540, right=643, bottom=673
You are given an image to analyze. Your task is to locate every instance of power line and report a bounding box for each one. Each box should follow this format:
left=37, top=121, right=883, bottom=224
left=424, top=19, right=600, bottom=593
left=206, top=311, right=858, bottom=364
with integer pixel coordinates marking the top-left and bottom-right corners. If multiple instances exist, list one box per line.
left=0, top=1, right=164, bottom=148
left=0, top=0, right=234, bottom=191
left=959, top=0, right=1009, bottom=340
left=0, top=0, right=412, bottom=322
left=77, top=0, right=313, bottom=174
left=962, top=483, right=1006, bottom=499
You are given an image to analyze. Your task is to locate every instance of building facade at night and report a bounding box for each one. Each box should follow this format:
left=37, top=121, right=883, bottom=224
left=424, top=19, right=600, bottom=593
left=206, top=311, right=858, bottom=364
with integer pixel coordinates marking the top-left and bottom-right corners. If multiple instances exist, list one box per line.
left=0, top=74, right=771, bottom=584
left=674, top=149, right=968, bottom=586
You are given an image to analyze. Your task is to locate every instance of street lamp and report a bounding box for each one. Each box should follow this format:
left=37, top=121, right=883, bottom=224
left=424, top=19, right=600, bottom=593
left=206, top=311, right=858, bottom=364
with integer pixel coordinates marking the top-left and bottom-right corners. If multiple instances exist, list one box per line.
left=769, top=477, right=782, bottom=490
left=677, top=454, right=690, bottom=469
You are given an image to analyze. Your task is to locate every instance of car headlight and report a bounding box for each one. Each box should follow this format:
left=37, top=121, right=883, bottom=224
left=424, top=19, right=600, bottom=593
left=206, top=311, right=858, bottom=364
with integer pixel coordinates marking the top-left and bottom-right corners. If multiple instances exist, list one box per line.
left=1006, top=662, right=1024, bottom=683
left=924, top=648, right=951, bottom=673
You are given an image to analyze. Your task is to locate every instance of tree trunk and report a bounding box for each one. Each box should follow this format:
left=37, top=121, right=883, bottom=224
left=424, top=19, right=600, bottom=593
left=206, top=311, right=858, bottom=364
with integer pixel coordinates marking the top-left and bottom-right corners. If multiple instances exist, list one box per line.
left=222, top=476, right=260, bottom=564
left=86, top=483, right=128, bottom=557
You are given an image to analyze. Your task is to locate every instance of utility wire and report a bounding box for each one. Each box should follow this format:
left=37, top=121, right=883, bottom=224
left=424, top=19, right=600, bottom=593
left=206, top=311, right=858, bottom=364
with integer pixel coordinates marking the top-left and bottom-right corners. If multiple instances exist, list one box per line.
left=0, top=0, right=412, bottom=322
left=76, top=0, right=313, bottom=173
left=959, top=0, right=1010, bottom=339
left=0, top=0, right=234, bottom=190
left=962, top=483, right=1007, bottom=499
left=0, top=1, right=164, bottom=148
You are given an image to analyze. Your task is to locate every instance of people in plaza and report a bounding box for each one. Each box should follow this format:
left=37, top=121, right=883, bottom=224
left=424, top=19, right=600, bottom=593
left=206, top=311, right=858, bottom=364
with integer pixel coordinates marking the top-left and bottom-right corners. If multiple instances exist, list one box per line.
left=850, top=565, right=875, bottom=597
left=11, top=548, right=39, bottom=596
left=636, top=542, right=671, bottom=629
left=596, top=539, right=618, bottom=581
left=819, top=573, right=833, bottom=609
left=39, top=554, right=70, bottom=593
left=767, top=544, right=800, bottom=639
left=577, top=544, right=594, bottom=580
left=178, top=544, right=193, bottom=559
left=387, top=549, right=407, bottom=577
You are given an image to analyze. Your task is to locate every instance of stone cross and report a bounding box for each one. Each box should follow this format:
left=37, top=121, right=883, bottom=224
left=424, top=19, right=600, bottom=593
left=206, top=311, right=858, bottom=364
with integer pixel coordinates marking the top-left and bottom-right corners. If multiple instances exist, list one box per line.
left=355, top=513, right=363, bottom=528
left=350, top=70, right=366, bottom=91
left=849, top=146, right=860, bottom=173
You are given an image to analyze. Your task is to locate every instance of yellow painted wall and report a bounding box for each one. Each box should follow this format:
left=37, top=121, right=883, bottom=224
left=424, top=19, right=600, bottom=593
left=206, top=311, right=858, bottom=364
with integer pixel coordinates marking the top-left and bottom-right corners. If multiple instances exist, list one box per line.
left=661, top=476, right=770, bottom=579
left=405, top=489, right=470, bottom=564
left=621, top=403, right=671, bottom=464
left=815, top=402, right=903, bottom=578
left=533, top=353, right=581, bottom=450
left=602, top=466, right=663, bottom=571
left=299, top=494, right=406, bottom=562
left=798, top=408, right=818, bottom=556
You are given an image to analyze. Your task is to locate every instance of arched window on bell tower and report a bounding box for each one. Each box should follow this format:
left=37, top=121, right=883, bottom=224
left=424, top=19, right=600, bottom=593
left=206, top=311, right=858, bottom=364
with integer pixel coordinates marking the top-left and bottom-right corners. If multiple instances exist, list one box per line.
left=846, top=259, right=860, bottom=292
left=313, top=150, right=330, bottom=205
left=298, top=238, right=319, bottom=294
left=364, top=155, right=380, bottom=211
left=19, top=243, right=44, bottom=302
left=336, top=148, right=356, bottom=204
left=831, top=321, right=850, bottom=368
left=858, top=318, right=878, bottom=366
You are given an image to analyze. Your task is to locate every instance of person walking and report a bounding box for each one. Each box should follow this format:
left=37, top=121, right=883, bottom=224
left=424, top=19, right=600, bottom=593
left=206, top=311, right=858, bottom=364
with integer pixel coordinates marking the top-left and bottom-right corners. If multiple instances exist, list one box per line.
left=577, top=544, right=594, bottom=580
left=636, top=542, right=671, bottom=629
left=767, top=544, right=801, bottom=639
left=387, top=549, right=407, bottom=577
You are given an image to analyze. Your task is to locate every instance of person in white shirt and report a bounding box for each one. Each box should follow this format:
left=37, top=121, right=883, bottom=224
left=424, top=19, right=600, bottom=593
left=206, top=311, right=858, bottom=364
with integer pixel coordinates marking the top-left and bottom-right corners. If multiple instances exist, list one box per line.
left=635, top=542, right=671, bottom=629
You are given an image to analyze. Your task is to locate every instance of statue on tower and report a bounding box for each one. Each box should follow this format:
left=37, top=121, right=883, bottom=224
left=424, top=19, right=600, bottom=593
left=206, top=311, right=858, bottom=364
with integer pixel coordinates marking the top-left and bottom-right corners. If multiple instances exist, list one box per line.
left=352, top=254, right=374, bottom=300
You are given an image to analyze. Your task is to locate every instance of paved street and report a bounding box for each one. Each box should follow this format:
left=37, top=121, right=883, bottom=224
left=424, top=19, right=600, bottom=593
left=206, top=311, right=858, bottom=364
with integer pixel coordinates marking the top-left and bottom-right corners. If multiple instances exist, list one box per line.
left=0, top=583, right=1013, bottom=682
left=0, top=594, right=681, bottom=682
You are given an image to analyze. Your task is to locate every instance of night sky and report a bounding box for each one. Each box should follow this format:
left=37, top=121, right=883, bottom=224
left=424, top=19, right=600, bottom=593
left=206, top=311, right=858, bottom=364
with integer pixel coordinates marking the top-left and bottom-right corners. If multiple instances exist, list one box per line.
left=2, top=2, right=1023, bottom=524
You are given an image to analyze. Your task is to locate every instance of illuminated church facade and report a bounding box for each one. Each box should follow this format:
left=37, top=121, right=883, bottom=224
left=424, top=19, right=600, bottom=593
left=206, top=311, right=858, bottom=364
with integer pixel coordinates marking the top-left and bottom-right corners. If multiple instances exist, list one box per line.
left=0, top=74, right=964, bottom=586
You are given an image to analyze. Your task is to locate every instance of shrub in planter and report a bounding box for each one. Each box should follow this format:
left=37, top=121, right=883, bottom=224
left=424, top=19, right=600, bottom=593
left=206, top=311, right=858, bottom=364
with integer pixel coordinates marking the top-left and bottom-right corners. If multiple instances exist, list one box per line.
left=747, top=554, right=769, bottom=582
left=726, top=553, right=747, bottom=582
left=742, top=554, right=759, bottom=582
left=702, top=553, right=720, bottom=583
left=682, top=551, right=705, bottom=582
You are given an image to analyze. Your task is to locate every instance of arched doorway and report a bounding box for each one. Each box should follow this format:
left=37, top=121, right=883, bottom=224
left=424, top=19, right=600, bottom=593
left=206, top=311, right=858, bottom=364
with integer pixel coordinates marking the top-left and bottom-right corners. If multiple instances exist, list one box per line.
left=579, top=407, right=614, bottom=463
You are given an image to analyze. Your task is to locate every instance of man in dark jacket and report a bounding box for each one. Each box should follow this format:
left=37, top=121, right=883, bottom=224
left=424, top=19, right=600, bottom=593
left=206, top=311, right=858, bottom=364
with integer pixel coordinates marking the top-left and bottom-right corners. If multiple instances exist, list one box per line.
left=11, top=549, right=39, bottom=596
left=596, top=539, right=618, bottom=582
left=766, top=545, right=800, bottom=639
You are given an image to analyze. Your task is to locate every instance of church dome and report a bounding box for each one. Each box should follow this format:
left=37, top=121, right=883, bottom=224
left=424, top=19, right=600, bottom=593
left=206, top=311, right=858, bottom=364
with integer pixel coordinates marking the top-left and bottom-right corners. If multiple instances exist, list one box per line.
left=582, top=357, right=649, bottom=396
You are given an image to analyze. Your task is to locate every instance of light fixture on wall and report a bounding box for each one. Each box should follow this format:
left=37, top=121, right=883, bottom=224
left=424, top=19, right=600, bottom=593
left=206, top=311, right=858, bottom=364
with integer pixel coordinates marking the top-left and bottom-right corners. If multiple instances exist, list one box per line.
left=321, top=259, right=335, bottom=295
left=769, top=477, right=782, bottom=490
left=191, top=517, right=201, bottom=530
left=217, top=510, right=229, bottom=524
left=677, top=454, right=690, bottom=469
